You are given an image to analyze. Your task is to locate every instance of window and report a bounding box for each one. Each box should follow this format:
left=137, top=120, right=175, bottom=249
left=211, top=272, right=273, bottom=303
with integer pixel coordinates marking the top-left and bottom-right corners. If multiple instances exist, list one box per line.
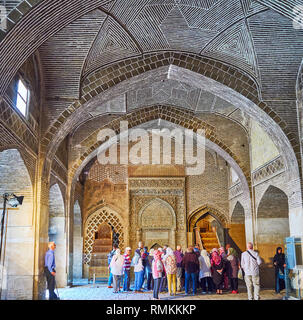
left=15, top=78, right=29, bottom=117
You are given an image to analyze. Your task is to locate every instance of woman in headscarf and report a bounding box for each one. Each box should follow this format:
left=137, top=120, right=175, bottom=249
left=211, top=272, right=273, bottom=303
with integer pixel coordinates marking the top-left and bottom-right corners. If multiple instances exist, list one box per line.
left=164, top=247, right=177, bottom=296
left=131, top=249, right=144, bottom=293
left=199, top=249, right=213, bottom=294
left=227, top=248, right=240, bottom=294
left=146, top=248, right=154, bottom=291
left=219, top=246, right=229, bottom=290
left=152, top=250, right=164, bottom=300
left=211, top=249, right=225, bottom=294
left=273, top=247, right=286, bottom=293
left=109, top=249, right=124, bottom=293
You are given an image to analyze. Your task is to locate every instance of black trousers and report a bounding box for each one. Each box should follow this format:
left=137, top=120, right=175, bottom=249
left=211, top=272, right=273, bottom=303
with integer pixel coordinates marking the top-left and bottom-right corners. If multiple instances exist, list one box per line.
left=153, top=278, right=161, bottom=299
left=44, top=267, right=58, bottom=300
left=159, top=275, right=167, bottom=292
left=200, top=277, right=213, bottom=292
left=230, top=278, right=238, bottom=291
left=146, top=272, right=153, bottom=290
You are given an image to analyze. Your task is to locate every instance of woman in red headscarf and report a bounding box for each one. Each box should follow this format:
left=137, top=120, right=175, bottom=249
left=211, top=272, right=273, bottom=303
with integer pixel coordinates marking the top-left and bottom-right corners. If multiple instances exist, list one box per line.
left=211, top=249, right=225, bottom=294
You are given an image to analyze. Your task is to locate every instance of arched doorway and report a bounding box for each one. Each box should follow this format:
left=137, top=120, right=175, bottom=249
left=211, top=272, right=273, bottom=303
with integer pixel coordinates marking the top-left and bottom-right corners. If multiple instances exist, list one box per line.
left=83, top=206, right=125, bottom=279
left=0, top=149, right=35, bottom=299
left=73, top=200, right=82, bottom=282
left=257, top=185, right=289, bottom=288
left=188, top=206, right=228, bottom=252
left=49, top=183, right=67, bottom=288
left=227, top=201, right=246, bottom=253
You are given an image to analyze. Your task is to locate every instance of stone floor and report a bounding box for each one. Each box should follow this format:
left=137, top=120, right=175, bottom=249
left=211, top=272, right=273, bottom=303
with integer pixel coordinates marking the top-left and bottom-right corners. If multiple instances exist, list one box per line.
left=57, top=282, right=284, bottom=300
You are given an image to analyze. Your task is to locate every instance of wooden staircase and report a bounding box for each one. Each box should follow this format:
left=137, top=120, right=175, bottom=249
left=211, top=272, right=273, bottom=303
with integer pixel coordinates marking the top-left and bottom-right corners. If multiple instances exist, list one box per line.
left=89, top=224, right=113, bottom=282
left=200, top=231, right=220, bottom=252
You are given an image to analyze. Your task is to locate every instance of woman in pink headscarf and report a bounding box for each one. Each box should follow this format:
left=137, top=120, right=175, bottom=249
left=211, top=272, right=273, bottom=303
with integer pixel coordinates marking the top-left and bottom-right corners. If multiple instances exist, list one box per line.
left=152, top=250, right=164, bottom=300
left=211, top=249, right=225, bottom=294
left=219, top=246, right=229, bottom=290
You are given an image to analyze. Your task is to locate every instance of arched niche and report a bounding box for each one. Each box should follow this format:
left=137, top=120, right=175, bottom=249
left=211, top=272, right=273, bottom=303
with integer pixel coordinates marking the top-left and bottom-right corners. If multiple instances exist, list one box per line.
left=188, top=205, right=227, bottom=249
left=257, top=185, right=289, bottom=288
left=138, top=198, right=176, bottom=250
left=49, top=183, right=67, bottom=288
left=0, top=148, right=34, bottom=300
left=228, top=201, right=246, bottom=253
left=83, top=205, right=125, bottom=278
left=72, top=200, right=82, bottom=281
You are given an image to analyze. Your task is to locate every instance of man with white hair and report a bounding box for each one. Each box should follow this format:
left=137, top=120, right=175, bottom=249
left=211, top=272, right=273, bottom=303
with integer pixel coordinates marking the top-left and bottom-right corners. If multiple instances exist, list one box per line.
left=44, top=242, right=58, bottom=300
left=241, top=242, right=262, bottom=300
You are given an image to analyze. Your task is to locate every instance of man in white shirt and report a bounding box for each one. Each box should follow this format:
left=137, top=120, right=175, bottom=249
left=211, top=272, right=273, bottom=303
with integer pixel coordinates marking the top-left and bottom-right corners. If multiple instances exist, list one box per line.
left=241, top=242, right=262, bottom=300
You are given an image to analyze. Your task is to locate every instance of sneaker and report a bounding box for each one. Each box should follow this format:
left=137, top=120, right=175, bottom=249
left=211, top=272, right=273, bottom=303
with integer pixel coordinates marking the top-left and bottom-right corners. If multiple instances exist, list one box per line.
left=202, top=291, right=207, bottom=294
left=108, top=286, right=113, bottom=289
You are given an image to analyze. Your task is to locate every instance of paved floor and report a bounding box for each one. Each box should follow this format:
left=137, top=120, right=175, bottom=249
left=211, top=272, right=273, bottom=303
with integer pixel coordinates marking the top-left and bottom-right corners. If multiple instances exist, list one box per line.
left=57, top=282, right=284, bottom=300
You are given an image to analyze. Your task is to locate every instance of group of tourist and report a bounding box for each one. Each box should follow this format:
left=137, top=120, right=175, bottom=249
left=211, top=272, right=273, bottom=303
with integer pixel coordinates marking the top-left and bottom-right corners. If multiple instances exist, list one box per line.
left=43, top=240, right=286, bottom=300
left=106, top=241, right=275, bottom=300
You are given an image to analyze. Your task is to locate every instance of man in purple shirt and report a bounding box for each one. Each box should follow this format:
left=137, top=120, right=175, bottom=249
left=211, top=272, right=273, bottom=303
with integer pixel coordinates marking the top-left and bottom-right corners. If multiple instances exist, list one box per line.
left=44, top=242, right=59, bottom=300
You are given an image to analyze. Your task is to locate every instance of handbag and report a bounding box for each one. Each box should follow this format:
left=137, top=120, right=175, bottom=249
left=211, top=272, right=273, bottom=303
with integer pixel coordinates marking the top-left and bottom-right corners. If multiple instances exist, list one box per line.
left=278, top=269, right=285, bottom=280
left=238, top=268, right=244, bottom=280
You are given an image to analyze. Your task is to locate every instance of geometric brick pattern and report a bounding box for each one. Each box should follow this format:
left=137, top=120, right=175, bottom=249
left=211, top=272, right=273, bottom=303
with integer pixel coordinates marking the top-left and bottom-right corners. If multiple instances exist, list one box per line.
left=0, top=2, right=301, bottom=179
left=40, top=51, right=298, bottom=177
left=68, top=105, right=251, bottom=187
left=0, top=98, right=38, bottom=154
left=83, top=207, right=124, bottom=265
left=252, top=155, right=285, bottom=185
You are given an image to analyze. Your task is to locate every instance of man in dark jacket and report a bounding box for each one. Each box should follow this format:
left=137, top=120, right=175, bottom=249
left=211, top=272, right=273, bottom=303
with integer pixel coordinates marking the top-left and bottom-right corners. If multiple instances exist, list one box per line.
left=181, top=247, right=200, bottom=295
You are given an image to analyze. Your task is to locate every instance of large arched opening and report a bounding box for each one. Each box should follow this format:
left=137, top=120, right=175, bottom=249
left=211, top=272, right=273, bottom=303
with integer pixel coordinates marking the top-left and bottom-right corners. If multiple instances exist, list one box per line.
left=0, top=148, right=35, bottom=299
left=257, top=185, right=289, bottom=288
left=48, top=183, right=67, bottom=288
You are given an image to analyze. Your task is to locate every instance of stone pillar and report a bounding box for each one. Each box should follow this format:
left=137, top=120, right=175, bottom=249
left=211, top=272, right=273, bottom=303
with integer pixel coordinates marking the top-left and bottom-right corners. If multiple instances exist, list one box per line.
left=171, top=228, right=176, bottom=249
left=187, top=232, right=193, bottom=247
left=136, top=228, right=142, bottom=245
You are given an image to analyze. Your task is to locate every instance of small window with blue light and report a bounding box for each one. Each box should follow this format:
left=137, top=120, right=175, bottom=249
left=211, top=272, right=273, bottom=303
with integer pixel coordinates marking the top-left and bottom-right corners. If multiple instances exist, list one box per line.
left=15, top=78, right=30, bottom=117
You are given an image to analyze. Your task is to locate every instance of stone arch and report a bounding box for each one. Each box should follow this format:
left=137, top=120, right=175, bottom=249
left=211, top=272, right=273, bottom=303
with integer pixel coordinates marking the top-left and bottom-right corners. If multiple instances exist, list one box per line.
left=72, top=200, right=83, bottom=281
left=150, top=243, right=162, bottom=250
left=138, top=198, right=176, bottom=229
left=228, top=201, right=246, bottom=253
left=231, top=201, right=245, bottom=224
left=83, top=205, right=125, bottom=266
left=42, top=63, right=288, bottom=164
left=69, top=106, right=249, bottom=184
left=257, top=185, right=289, bottom=219
left=0, top=148, right=35, bottom=300
left=48, top=183, right=67, bottom=288
left=0, top=145, right=36, bottom=187
left=188, top=205, right=229, bottom=231
left=296, top=58, right=303, bottom=162
left=256, top=185, right=289, bottom=288
left=188, top=205, right=228, bottom=249
left=138, top=198, right=177, bottom=250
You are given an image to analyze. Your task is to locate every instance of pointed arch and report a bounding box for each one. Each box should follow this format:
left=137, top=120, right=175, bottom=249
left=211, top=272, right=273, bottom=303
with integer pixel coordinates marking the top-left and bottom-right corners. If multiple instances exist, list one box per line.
left=73, top=200, right=83, bottom=280
left=0, top=148, right=35, bottom=299
left=48, top=183, right=67, bottom=288
left=256, top=184, right=290, bottom=288
left=188, top=204, right=229, bottom=231
left=231, top=201, right=245, bottom=224
left=83, top=205, right=125, bottom=266
left=138, top=198, right=176, bottom=230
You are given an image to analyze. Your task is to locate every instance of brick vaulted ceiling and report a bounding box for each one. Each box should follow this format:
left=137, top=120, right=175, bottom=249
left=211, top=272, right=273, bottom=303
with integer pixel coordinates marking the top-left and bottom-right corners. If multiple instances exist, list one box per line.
left=1, top=0, right=303, bottom=170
